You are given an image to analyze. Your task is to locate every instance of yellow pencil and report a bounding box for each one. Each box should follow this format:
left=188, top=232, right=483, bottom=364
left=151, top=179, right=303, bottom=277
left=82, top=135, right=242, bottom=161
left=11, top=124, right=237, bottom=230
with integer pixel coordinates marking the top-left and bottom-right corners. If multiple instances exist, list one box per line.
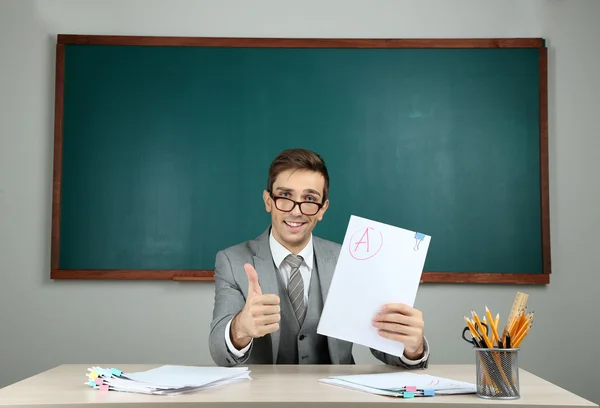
left=472, top=311, right=493, bottom=348
left=513, top=313, right=534, bottom=347
left=513, top=322, right=531, bottom=347
left=485, top=306, right=500, bottom=345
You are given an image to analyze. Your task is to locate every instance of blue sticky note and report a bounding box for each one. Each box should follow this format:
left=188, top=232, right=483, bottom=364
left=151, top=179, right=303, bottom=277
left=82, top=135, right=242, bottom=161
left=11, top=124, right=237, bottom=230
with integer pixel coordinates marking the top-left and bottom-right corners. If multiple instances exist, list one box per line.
left=110, top=368, right=122, bottom=376
left=423, top=389, right=435, bottom=396
left=403, top=392, right=415, bottom=398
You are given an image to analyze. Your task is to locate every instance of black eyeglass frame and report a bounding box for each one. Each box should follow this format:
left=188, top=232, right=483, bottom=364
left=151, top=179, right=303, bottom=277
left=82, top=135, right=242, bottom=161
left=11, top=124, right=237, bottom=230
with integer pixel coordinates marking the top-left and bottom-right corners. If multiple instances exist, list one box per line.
left=268, top=192, right=325, bottom=216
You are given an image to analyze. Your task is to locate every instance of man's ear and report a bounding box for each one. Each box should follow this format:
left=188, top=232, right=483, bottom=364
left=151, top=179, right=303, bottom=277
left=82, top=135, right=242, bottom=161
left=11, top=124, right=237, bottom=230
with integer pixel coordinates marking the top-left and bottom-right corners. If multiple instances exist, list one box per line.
left=317, top=199, right=329, bottom=221
left=263, top=190, right=272, bottom=213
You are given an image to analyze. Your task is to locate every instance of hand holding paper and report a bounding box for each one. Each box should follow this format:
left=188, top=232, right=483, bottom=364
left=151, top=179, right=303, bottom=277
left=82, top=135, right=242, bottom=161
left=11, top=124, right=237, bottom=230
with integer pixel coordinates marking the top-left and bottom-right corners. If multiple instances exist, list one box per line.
left=373, top=302, right=425, bottom=359
left=317, top=215, right=431, bottom=358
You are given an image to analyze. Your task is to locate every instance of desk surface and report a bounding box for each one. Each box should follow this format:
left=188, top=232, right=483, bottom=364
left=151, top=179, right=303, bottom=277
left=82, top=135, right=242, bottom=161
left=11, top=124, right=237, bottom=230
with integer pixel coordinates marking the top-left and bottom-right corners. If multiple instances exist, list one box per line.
left=0, top=364, right=596, bottom=408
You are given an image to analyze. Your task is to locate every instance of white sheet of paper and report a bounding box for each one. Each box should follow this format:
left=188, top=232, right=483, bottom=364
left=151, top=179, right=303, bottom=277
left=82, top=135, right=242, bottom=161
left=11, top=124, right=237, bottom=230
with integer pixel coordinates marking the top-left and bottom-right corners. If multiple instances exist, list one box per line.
left=319, top=378, right=404, bottom=397
left=124, top=365, right=249, bottom=388
left=316, top=215, right=431, bottom=357
left=325, top=372, right=476, bottom=393
left=320, top=372, right=476, bottom=395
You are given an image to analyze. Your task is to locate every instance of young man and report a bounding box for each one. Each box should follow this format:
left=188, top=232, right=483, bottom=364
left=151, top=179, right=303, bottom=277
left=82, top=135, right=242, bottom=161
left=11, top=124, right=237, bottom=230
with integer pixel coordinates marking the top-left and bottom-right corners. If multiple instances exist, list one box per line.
left=209, top=148, right=429, bottom=367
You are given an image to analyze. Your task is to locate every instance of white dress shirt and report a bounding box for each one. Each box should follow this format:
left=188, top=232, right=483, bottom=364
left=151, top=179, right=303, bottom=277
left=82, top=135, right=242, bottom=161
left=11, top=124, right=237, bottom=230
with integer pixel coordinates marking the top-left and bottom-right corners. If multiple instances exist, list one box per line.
left=224, top=231, right=429, bottom=365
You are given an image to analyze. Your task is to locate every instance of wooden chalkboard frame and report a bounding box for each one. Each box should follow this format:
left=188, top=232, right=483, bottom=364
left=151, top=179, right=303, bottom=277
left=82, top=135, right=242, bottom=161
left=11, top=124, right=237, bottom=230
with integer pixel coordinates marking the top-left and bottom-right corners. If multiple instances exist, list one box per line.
left=50, top=35, right=550, bottom=284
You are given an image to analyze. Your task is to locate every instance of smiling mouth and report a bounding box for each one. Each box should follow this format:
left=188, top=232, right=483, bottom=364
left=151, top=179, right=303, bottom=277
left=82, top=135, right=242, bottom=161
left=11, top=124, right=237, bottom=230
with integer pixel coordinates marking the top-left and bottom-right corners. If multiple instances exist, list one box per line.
left=284, top=220, right=306, bottom=228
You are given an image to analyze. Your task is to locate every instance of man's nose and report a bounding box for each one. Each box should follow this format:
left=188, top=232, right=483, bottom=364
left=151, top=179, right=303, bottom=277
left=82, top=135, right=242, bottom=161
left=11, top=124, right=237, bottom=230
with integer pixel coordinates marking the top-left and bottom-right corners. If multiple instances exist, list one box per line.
left=290, top=203, right=303, bottom=217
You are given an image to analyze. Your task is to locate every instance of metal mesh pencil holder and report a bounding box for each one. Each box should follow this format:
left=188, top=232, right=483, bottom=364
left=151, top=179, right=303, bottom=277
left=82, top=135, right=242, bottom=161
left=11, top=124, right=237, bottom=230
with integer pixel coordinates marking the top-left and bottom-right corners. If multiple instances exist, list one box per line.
left=474, top=348, right=520, bottom=400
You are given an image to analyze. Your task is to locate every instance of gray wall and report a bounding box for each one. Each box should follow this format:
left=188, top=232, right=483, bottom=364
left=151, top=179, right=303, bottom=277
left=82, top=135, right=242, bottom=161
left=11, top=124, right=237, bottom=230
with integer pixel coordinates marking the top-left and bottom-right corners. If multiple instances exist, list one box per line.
left=1, top=0, right=599, bottom=404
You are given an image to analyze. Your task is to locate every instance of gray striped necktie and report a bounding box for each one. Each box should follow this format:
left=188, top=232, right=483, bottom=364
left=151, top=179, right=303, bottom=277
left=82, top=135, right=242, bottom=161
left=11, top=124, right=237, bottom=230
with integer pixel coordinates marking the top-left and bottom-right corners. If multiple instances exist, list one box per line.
left=284, top=254, right=307, bottom=325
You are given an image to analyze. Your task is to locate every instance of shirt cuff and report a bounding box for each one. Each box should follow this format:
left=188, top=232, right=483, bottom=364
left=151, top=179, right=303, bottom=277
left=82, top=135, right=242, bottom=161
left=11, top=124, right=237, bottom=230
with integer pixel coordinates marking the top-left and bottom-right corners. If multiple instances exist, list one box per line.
left=400, top=336, right=430, bottom=365
left=225, top=318, right=252, bottom=357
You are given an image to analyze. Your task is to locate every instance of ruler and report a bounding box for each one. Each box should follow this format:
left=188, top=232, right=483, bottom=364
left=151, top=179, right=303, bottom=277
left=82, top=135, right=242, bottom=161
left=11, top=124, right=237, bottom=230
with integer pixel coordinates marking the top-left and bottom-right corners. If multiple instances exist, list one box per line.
left=503, top=291, right=528, bottom=338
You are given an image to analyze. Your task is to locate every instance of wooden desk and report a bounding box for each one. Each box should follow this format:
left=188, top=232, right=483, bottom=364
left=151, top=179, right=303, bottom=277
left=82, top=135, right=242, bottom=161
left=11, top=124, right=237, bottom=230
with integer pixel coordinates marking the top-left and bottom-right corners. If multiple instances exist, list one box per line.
left=0, top=364, right=596, bottom=408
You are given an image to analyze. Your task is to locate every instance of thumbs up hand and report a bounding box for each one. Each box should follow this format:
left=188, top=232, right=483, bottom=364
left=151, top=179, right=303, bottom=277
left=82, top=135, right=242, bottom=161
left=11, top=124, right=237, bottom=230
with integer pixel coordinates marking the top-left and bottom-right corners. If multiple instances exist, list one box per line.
left=245, top=263, right=264, bottom=296
left=230, top=264, right=281, bottom=349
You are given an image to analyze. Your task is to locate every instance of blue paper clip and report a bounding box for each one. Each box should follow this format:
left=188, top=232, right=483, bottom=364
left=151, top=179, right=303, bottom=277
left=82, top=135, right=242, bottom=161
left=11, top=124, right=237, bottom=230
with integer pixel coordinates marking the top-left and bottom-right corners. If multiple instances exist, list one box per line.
left=414, top=232, right=425, bottom=251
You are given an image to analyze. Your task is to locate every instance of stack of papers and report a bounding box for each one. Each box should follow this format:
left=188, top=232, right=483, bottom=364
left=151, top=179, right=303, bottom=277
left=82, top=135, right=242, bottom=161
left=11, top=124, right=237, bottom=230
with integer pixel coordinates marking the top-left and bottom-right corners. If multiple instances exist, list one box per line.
left=85, top=365, right=251, bottom=396
left=320, top=372, right=476, bottom=398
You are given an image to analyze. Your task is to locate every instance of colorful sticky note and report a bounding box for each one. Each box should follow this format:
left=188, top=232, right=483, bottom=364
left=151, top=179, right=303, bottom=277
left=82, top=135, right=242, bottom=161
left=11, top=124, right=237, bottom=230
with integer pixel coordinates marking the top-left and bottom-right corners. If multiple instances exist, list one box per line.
left=110, top=368, right=122, bottom=376
left=94, top=378, right=103, bottom=385
left=403, top=392, right=415, bottom=398
left=423, top=389, right=435, bottom=396
left=99, top=384, right=109, bottom=391
left=88, top=371, right=98, bottom=379
left=405, top=385, right=417, bottom=392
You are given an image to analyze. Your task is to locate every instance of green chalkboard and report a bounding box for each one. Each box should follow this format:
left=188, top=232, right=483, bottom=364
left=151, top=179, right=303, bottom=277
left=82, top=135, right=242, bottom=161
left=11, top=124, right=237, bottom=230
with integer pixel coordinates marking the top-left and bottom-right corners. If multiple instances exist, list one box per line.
left=51, top=36, right=550, bottom=284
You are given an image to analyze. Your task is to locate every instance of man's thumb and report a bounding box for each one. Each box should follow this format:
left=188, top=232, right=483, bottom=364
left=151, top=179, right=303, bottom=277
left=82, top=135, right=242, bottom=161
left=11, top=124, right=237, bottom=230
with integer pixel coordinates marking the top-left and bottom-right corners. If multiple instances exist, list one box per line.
left=244, top=264, right=262, bottom=295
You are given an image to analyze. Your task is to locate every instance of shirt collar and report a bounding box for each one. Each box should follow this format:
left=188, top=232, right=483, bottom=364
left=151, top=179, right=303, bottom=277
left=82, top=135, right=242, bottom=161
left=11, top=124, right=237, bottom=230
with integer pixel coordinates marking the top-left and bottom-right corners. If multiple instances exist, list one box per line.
left=269, top=230, right=314, bottom=270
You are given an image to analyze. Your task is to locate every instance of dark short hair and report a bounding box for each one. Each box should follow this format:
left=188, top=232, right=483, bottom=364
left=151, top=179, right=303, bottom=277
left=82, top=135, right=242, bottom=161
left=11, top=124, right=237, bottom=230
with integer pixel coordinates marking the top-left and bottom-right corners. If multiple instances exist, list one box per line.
left=267, top=148, right=329, bottom=202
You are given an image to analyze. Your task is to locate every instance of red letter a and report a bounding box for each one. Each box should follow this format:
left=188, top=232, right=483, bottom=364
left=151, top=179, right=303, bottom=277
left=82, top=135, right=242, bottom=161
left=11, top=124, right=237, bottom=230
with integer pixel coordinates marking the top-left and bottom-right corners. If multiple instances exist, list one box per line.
left=354, top=228, right=371, bottom=252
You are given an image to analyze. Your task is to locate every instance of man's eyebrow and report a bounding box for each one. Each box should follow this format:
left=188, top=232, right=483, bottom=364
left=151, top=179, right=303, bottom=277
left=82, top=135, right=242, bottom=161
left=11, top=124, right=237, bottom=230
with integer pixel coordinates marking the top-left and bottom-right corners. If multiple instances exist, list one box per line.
left=275, top=187, right=322, bottom=197
left=275, top=186, right=293, bottom=193
left=304, top=189, right=322, bottom=197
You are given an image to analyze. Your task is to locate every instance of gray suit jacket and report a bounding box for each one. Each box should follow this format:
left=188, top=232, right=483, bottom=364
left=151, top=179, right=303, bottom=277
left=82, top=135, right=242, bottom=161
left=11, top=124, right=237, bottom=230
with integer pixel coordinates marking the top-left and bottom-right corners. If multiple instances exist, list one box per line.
left=209, top=228, right=429, bottom=368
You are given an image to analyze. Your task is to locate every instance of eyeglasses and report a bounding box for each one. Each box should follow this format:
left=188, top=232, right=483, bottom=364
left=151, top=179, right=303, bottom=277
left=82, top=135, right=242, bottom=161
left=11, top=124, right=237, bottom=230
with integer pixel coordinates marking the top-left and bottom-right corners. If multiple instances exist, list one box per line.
left=269, top=193, right=324, bottom=216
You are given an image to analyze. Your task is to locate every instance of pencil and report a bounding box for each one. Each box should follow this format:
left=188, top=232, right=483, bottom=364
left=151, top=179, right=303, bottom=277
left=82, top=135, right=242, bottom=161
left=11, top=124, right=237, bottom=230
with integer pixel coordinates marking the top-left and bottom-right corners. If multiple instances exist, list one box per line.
left=471, top=311, right=493, bottom=348
left=513, top=314, right=533, bottom=347
left=485, top=306, right=500, bottom=345
left=502, top=292, right=528, bottom=343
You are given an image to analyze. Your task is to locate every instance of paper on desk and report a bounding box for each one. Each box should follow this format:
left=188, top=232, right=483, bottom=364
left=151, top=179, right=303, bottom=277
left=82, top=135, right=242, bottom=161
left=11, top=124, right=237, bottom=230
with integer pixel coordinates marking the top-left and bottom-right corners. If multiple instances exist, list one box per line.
left=317, top=215, right=431, bottom=357
left=85, top=365, right=251, bottom=395
left=320, top=378, right=404, bottom=397
left=124, top=365, right=249, bottom=388
left=320, top=372, right=476, bottom=396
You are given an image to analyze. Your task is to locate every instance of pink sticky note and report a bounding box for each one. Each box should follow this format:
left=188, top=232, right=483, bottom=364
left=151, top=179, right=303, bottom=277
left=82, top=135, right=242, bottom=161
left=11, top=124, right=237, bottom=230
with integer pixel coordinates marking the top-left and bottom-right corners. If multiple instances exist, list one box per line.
left=99, top=385, right=109, bottom=391
left=95, top=379, right=103, bottom=385
left=405, top=385, right=417, bottom=392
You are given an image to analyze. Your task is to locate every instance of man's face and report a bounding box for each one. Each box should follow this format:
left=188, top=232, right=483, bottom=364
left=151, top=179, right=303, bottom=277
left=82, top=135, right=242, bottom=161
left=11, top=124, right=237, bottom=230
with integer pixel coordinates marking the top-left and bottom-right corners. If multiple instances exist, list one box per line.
left=263, top=169, right=329, bottom=254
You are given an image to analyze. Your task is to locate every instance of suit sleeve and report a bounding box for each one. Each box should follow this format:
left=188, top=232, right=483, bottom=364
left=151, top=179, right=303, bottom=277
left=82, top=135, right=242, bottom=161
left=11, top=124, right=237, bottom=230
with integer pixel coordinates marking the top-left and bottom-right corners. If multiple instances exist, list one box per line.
left=370, top=336, right=430, bottom=369
left=209, top=250, right=253, bottom=367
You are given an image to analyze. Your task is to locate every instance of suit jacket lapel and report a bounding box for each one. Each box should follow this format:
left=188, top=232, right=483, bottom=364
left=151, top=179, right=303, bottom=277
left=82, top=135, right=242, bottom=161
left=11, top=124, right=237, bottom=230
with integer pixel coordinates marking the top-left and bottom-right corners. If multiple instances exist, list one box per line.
left=314, top=240, right=335, bottom=302
left=313, top=239, right=340, bottom=364
left=252, top=228, right=281, bottom=363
